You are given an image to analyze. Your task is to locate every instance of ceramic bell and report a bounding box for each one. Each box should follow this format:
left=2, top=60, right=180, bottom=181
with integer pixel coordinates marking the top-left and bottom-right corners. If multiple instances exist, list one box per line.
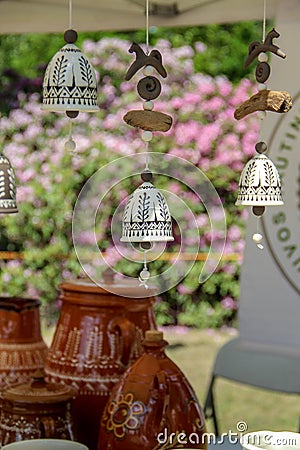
left=0, top=154, right=18, bottom=214
left=236, top=153, right=283, bottom=206
left=42, top=30, right=98, bottom=114
left=121, top=181, right=174, bottom=243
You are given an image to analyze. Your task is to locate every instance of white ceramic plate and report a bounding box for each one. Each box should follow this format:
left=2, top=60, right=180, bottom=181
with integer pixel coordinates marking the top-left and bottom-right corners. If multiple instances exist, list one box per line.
left=1, top=439, right=88, bottom=450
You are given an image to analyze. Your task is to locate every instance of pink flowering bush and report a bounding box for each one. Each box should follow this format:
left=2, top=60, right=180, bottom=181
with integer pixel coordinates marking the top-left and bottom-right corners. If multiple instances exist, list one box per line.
left=0, top=37, right=258, bottom=326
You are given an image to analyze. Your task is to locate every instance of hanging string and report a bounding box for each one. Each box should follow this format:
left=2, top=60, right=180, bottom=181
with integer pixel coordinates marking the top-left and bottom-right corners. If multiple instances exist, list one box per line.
left=258, top=0, right=267, bottom=139
left=65, top=121, right=77, bottom=154
left=69, top=0, right=73, bottom=30
left=145, top=142, right=149, bottom=169
left=146, top=0, right=150, bottom=55
left=68, top=120, right=73, bottom=139
left=262, top=0, right=267, bottom=43
left=253, top=0, right=267, bottom=250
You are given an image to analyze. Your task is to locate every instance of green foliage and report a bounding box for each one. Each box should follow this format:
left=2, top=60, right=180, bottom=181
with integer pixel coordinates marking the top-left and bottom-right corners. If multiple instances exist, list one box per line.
left=0, top=21, right=267, bottom=81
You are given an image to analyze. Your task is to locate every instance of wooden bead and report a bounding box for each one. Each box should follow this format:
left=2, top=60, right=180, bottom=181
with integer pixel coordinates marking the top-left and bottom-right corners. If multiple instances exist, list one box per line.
left=258, top=52, right=268, bottom=62
left=142, top=131, right=153, bottom=141
left=258, top=83, right=267, bottom=91
left=252, top=206, right=266, bottom=216
left=141, top=170, right=153, bottom=182
left=65, top=139, right=76, bottom=151
left=255, top=141, right=267, bottom=154
left=253, top=233, right=263, bottom=243
left=64, top=29, right=78, bottom=44
left=143, top=65, right=154, bottom=76
left=143, top=101, right=154, bottom=111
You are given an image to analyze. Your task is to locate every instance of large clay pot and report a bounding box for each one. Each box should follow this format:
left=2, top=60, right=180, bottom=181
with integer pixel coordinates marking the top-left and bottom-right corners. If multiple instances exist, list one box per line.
left=0, top=371, right=77, bottom=445
left=0, top=298, right=48, bottom=390
left=99, top=330, right=207, bottom=450
left=45, top=278, right=157, bottom=450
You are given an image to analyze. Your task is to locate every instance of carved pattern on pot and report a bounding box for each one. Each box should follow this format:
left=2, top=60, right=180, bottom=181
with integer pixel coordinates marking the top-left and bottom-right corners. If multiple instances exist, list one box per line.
left=0, top=414, right=74, bottom=445
left=0, top=342, right=48, bottom=390
left=102, top=393, right=147, bottom=439
left=47, top=325, right=123, bottom=371
left=0, top=341, right=48, bottom=369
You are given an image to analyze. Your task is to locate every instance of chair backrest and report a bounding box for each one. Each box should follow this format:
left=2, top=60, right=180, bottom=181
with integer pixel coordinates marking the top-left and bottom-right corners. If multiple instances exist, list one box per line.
left=214, top=337, right=300, bottom=393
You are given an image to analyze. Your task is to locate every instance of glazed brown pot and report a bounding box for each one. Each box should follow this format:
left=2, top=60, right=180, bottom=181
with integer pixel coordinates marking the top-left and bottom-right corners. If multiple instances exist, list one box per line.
left=0, top=371, right=77, bottom=446
left=0, top=297, right=48, bottom=390
left=45, top=278, right=157, bottom=450
left=98, top=330, right=207, bottom=450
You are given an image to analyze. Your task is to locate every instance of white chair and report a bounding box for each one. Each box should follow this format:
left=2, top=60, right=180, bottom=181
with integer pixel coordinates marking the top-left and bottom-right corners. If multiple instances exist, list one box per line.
left=204, top=336, right=300, bottom=436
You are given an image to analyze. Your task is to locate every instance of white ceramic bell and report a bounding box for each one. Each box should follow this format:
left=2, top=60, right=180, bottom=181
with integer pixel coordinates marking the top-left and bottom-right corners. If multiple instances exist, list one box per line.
left=0, top=154, right=18, bottom=214
left=236, top=153, right=283, bottom=206
left=42, top=41, right=98, bottom=113
left=121, top=181, right=174, bottom=243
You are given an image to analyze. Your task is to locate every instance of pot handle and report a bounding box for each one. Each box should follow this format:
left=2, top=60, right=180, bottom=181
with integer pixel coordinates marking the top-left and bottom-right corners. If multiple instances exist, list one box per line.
left=40, top=416, right=56, bottom=438
left=153, top=370, right=169, bottom=429
left=109, top=317, right=136, bottom=367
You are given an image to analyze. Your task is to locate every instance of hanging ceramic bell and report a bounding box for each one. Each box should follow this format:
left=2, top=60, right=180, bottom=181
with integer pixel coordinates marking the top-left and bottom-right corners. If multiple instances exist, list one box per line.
left=0, top=154, right=18, bottom=214
left=121, top=178, right=174, bottom=243
left=236, top=153, right=283, bottom=206
left=42, top=29, right=99, bottom=116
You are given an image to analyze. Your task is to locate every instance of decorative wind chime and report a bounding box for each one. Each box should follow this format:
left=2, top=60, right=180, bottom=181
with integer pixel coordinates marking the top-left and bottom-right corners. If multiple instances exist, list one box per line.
left=234, top=0, right=292, bottom=249
left=42, top=0, right=99, bottom=154
left=0, top=154, right=18, bottom=214
left=120, top=0, right=174, bottom=288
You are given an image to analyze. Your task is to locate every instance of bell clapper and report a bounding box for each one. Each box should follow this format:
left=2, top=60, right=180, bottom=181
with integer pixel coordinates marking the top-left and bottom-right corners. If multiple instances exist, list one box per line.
left=252, top=213, right=264, bottom=250
left=139, top=244, right=151, bottom=289
left=65, top=121, right=78, bottom=156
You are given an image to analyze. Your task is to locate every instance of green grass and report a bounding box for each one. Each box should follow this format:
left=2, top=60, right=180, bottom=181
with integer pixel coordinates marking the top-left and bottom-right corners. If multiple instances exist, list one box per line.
left=163, top=328, right=300, bottom=434
left=42, top=326, right=299, bottom=435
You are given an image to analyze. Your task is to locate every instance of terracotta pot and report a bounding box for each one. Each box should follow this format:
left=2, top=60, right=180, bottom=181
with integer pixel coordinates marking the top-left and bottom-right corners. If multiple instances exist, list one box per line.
left=98, top=330, right=207, bottom=450
left=45, top=277, right=157, bottom=450
left=0, top=371, right=77, bottom=446
left=0, top=298, right=48, bottom=390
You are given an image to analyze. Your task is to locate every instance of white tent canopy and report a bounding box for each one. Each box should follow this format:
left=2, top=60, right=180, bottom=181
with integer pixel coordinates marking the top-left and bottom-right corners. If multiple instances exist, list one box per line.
left=0, top=0, right=279, bottom=34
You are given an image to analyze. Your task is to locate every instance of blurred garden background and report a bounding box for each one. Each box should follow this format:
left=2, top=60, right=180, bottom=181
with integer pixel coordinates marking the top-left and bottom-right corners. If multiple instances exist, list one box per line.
left=0, top=22, right=262, bottom=326
left=2, top=21, right=300, bottom=437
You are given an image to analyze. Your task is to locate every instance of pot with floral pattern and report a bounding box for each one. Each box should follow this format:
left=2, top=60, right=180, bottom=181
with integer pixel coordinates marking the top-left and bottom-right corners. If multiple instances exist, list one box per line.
left=45, top=277, right=157, bottom=450
left=0, top=297, right=48, bottom=390
left=98, top=330, right=207, bottom=450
